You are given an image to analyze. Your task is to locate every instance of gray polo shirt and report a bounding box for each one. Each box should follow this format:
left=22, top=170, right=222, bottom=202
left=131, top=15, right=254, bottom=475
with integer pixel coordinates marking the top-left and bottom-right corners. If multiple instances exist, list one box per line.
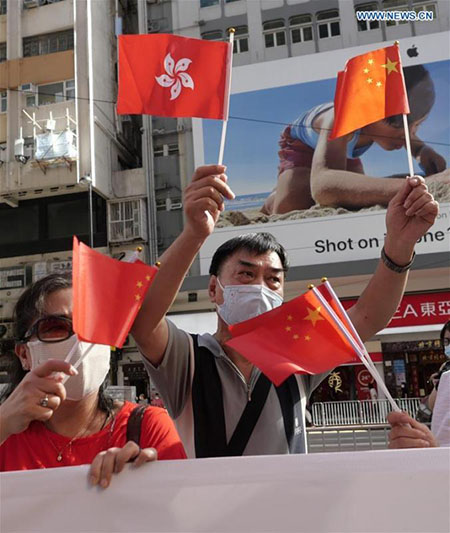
left=141, top=319, right=321, bottom=458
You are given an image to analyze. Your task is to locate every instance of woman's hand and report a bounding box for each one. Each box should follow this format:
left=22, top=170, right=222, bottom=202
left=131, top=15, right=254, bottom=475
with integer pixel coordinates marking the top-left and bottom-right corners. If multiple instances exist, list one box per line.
left=89, top=441, right=158, bottom=489
left=0, top=360, right=76, bottom=445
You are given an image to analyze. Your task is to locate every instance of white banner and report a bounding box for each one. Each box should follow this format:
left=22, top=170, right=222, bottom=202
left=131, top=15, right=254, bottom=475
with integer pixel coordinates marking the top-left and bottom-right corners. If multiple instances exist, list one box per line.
left=1, top=448, right=449, bottom=533
left=199, top=203, right=450, bottom=275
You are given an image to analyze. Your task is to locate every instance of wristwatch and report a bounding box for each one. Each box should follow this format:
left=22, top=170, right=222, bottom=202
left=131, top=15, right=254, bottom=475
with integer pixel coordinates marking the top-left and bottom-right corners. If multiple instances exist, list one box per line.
left=381, top=246, right=415, bottom=273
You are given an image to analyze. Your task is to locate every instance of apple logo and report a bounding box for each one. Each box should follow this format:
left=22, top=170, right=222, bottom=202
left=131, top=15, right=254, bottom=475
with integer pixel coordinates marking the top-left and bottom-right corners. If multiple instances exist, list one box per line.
left=407, top=45, right=419, bottom=58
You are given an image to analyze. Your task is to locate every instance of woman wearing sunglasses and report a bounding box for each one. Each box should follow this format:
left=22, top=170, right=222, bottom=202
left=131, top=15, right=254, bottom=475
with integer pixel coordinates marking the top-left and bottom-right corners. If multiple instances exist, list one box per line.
left=0, top=274, right=186, bottom=485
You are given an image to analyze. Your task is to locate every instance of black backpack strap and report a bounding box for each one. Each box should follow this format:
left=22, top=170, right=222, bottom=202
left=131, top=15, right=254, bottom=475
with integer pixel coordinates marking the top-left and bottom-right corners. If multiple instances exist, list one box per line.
left=191, top=335, right=228, bottom=458
left=226, top=372, right=272, bottom=457
left=126, top=405, right=147, bottom=446
left=275, top=374, right=303, bottom=453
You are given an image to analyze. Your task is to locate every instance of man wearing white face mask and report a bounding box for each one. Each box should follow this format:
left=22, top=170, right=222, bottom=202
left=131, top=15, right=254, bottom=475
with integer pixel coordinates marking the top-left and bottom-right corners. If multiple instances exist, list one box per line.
left=0, top=274, right=186, bottom=480
left=132, top=164, right=439, bottom=458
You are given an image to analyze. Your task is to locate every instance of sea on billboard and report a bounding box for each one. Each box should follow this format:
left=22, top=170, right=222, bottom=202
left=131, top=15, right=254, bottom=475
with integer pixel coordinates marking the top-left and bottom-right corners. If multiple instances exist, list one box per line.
left=196, top=37, right=449, bottom=273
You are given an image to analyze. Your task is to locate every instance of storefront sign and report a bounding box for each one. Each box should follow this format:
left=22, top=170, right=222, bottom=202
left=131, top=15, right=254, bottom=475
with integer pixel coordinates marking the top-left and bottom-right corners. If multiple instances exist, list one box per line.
left=342, top=291, right=450, bottom=328
left=0, top=266, right=29, bottom=291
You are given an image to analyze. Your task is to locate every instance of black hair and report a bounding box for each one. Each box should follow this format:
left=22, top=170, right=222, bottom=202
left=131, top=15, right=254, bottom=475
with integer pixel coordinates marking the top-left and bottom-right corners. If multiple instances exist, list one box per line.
left=385, top=65, right=435, bottom=128
left=209, top=232, right=289, bottom=277
left=1, top=273, right=114, bottom=415
left=440, top=320, right=450, bottom=346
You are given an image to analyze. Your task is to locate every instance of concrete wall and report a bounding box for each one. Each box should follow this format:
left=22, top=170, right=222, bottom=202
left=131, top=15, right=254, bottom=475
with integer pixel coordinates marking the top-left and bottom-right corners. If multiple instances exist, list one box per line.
left=21, top=0, right=73, bottom=37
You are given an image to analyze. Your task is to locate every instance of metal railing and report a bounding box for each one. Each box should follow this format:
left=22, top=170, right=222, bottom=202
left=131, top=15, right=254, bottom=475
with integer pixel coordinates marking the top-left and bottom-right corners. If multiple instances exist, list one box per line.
left=306, top=424, right=391, bottom=453
left=311, top=398, right=421, bottom=426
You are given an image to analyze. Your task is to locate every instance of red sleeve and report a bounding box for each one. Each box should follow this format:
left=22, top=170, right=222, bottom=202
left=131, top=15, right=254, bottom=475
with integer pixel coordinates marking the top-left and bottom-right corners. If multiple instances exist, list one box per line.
left=140, top=407, right=186, bottom=460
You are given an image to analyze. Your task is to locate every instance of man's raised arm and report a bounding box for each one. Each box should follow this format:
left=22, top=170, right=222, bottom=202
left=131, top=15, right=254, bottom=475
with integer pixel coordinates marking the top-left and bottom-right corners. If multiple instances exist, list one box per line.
left=348, top=176, right=439, bottom=341
left=131, top=165, right=234, bottom=366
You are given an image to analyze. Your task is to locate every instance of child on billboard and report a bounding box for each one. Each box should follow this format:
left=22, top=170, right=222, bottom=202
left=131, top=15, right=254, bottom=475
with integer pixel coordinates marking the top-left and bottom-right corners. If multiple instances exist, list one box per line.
left=262, top=65, right=449, bottom=215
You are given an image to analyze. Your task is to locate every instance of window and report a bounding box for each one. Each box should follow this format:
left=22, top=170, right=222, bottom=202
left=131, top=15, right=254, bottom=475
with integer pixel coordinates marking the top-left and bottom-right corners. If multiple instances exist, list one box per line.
left=232, top=25, right=249, bottom=54
left=355, top=3, right=380, bottom=31
left=0, top=0, right=6, bottom=15
left=413, top=1, right=437, bottom=18
left=200, top=0, right=219, bottom=6
left=382, top=0, right=409, bottom=25
left=25, top=80, right=75, bottom=107
left=23, top=30, right=74, bottom=58
left=0, top=43, right=6, bottom=63
left=263, top=19, right=286, bottom=48
left=289, top=14, right=313, bottom=43
left=0, top=91, right=6, bottom=113
left=201, top=30, right=223, bottom=41
left=317, top=10, right=340, bottom=38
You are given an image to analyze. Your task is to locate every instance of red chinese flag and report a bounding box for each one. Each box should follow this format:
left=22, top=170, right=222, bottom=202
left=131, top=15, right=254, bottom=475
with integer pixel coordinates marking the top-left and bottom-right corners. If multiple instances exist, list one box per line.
left=72, top=237, right=158, bottom=348
left=226, top=290, right=359, bottom=386
left=117, top=34, right=231, bottom=120
left=330, top=44, right=410, bottom=139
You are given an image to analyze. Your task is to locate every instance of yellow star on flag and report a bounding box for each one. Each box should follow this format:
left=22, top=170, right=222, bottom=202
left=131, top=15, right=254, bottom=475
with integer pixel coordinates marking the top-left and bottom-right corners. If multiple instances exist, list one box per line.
left=285, top=326, right=292, bottom=332
left=367, top=78, right=373, bottom=84
left=135, top=294, right=141, bottom=301
left=305, top=335, right=311, bottom=341
left=145, top=275, right=151, bottom=281
left=293, top=334, right=299, bottom=340
left=363, top=67, right=369, bottom=74
left=368, top=58, right=374, bottom=65
left=376, top=81, right=382, bottom=87
left=303, top=307, right=324, bottom=327
left=287, top=315, right=293, bottom=321
left=381, top=57, right=398, bottom=74
left=136, top=281, right=143, bottom=288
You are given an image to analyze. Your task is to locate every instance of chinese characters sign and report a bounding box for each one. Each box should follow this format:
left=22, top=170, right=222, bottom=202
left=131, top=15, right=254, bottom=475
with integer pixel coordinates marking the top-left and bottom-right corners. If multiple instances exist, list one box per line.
left=343, top=291, right=450, bottom=328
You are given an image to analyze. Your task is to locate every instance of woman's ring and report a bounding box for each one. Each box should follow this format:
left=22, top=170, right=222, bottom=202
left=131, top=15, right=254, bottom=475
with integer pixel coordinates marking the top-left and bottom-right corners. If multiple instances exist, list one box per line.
left=39, top=396, right=49, bottom=408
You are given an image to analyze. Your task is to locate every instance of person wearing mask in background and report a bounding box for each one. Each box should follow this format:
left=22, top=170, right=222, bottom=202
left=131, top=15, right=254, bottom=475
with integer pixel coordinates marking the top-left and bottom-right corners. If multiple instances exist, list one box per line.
left=0, top=274, right=186, bottom=485
left=388, top=321, right=450, bottom=448
left=132, top=164, right=438, bottom=458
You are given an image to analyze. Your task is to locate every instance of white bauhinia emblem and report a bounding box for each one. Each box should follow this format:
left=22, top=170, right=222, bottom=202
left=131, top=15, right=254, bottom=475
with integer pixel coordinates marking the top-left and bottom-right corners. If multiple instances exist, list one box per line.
left=155, top=53, right=194, bottom=100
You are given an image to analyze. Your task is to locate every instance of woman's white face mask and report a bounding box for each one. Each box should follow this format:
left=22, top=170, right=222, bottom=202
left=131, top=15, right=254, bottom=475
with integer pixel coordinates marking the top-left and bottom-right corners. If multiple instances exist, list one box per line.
left=216, top=278, right=283, bottom=325
left=27, top=335, right=111, bottom=401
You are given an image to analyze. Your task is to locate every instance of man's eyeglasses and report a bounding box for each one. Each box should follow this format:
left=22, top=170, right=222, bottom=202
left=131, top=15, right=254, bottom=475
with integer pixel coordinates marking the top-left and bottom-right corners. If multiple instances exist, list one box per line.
left=19, top=315, right=74, bottom=344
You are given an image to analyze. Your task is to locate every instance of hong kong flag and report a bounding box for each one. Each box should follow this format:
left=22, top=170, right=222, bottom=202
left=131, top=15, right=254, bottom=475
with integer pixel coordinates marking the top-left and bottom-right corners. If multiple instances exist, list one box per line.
left=72, top=237, right=158, bottom=348
left=117, top=34, right=232, bottom=120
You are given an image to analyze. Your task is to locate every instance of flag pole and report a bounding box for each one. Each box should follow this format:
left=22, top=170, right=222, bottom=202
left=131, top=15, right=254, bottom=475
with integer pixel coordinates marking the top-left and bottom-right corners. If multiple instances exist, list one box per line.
left=61, top=343, right=95, bottom=385
left=218, top=28, right=235, bottom=165
left=395, top=41, right=415, bottom=177
left=311, top=286, right=400, bottom=412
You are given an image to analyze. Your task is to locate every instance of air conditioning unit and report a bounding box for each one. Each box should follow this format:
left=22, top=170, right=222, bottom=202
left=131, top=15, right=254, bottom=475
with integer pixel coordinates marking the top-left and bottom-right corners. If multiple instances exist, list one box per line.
left=49, top=260, right=72, bottom=274
left=108, top=198, right=148, bottom=244
left=23, top=0, right=40, bottom=8
left=0, top=322, right=14, bottom=341
left=20, top=83, right=37, bottom=94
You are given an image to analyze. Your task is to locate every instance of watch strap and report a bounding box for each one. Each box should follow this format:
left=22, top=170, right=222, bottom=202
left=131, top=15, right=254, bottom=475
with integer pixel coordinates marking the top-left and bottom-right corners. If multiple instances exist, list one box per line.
left=381, top=246, right=415, bottom=273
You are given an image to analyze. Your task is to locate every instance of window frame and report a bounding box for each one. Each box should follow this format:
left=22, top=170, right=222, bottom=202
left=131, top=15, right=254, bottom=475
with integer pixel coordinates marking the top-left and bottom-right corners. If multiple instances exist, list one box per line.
left=26, top=79, right=75, bottom=107
left=0, top=43, right=6, bottom=63
left=201, top=30, right=223, bottom=41
left=263, top=19, right=287, bottom=49
left=0, top=91, right=7, bottom=114
left=355, top=3, right=381, bottom=31
left=232, top=25, right=249, bottom=54
left=22, top=30, right=74, bottom=58
left=289, top=14, right=313, bottom=44
left=317, top=10, right=341, bottom=39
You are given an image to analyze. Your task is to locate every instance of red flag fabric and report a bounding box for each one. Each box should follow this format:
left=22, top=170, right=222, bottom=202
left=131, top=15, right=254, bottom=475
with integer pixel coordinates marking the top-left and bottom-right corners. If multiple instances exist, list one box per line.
left=226, top=289, right=359, bottom=386
left=117, top=34, right=231, bottom=120
left=72, top=237, right=158, bottom=348
left=330, top=44, right=410, bottom=139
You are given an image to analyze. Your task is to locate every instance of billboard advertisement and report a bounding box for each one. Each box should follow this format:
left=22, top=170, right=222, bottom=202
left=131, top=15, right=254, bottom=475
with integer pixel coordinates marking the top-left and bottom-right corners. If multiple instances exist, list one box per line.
left=194, top=33, right=450, bottom=274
